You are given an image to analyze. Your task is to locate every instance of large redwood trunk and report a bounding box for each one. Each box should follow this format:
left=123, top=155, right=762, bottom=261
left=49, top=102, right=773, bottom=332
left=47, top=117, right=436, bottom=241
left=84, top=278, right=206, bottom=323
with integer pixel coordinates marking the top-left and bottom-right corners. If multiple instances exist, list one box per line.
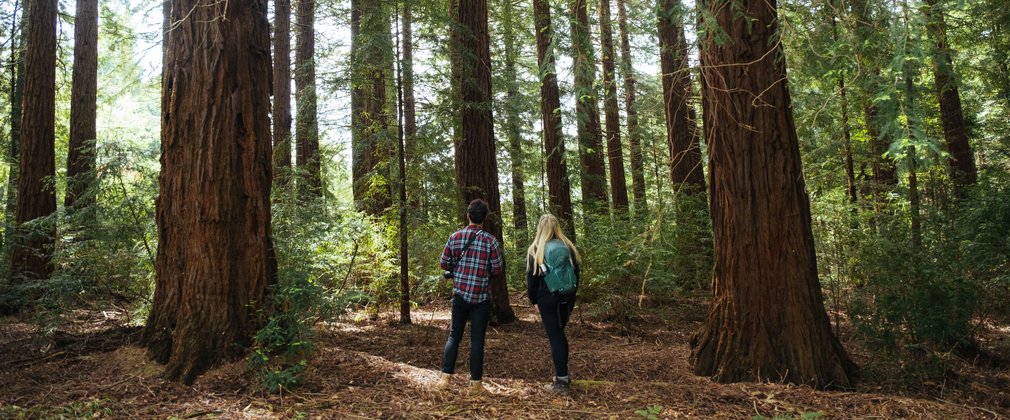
left=502, top=0, right=529, bottom=246
left=143, top=0, right=277, bottom=385
left=657, top=0, right=704, bottom=192
left=295, top=0, right=321, bottom=199
left=533, top=0, right=576, bottom=239
left=351, top=0, right=394, bottom=216
left=598, top=0, right=628, bottom=211
left=616, top=0, right=646, bottom=213
left=273, top=0, right=293, bottom=186
left=12, top=0, right=57, bottom=283
left=569, top=0, right=610, bottom=213
left=449, top=0, right=516, bottom=324
left=922, top=0, right=977, bottom=198
left=690, top=0, right=857, bottom=389
left=66, top=0, right=99, bottom=214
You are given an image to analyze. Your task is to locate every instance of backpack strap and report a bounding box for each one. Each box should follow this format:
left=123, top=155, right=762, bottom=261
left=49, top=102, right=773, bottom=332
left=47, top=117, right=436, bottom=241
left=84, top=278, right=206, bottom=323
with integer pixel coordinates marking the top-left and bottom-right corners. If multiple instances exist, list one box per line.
left=449, top=231, right=479, bottom=277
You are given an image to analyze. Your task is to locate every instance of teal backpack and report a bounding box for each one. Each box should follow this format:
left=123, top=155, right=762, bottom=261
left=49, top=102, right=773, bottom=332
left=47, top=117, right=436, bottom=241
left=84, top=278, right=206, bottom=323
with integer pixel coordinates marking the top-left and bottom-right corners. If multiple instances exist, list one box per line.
left=543, top=239, right=577, bottom=294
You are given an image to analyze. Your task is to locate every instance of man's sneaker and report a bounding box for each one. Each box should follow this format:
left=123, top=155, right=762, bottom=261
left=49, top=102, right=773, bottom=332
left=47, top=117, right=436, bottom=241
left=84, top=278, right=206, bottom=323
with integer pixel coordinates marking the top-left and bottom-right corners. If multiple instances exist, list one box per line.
left=433, top=372, right=451, bottom=390
left=545, top=377, right=571, bottom=396
left=469, top=380, right=489, bottom=395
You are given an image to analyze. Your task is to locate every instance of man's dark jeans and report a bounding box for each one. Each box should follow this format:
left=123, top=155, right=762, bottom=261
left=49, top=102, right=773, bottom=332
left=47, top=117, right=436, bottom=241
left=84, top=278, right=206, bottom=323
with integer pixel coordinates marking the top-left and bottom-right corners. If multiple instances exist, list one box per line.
left=441, top=294, right=491, bottom=380
left=537, top=291, right=575, bottom=378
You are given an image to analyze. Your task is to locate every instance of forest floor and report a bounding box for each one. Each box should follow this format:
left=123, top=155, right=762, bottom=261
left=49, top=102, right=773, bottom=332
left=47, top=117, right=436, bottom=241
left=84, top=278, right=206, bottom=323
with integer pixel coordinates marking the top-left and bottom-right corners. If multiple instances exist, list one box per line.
left=1, top=296, right=1009, bottom=419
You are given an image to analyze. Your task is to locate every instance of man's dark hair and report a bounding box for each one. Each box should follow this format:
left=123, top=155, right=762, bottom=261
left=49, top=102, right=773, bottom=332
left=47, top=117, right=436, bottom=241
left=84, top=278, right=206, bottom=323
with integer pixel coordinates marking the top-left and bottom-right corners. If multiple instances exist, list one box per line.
left=467, top=199, right=489, bottom=224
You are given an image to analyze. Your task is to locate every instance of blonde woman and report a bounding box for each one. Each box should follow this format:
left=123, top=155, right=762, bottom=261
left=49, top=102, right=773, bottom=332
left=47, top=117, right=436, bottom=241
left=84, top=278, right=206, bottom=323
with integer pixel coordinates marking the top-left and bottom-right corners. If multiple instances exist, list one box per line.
left=525, top=214, right=580, bottom=396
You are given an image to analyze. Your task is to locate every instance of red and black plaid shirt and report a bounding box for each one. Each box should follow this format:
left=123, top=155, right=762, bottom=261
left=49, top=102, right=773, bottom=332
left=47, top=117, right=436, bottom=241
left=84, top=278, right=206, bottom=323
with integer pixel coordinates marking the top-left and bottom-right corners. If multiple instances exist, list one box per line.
left=440, top=225, right=503, bottom=304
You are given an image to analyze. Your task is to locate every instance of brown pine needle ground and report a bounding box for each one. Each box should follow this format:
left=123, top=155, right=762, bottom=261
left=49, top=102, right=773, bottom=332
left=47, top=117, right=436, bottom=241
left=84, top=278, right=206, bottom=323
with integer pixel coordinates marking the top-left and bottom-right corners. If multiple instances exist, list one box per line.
left=1, top=299, right=1008, bottom=418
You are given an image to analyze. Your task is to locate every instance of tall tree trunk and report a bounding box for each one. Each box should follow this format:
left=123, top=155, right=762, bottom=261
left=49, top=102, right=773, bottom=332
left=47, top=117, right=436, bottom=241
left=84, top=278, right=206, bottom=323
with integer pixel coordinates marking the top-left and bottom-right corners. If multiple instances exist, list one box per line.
left=11, top=0, right=57, bottom=283
left=5, top=3, right=26, bottom=255
left=351, top=0, right=394, bottom=216
left=502, top=0, right=529, bottom=247
left=616, top=0, right=646, bottom=213
left=690, top=0, right=857, bottom=389
left=832, top=10, right=857, bottom=205
left=569, top=0, right=610, bottom=214
left=295, top=0, right=321, bottom=199
left=598, top=0, right=628, bottom=211
left=449, top=0, right=516, bottom=324
left=849, top=0, right=897, bottom=202
left=922, top=0, right=977, bottom=198
left=533, top=0, right=576, bottom=239
left=143, top=0, right=277, bottom=385
left=658, top=0, right=704, bottom=192
left=902, top=2, right=922, bottom=248
left=394, top=0, right=410, bottom=325
left=66, top=0, right=99, bottom=216
left=401, top=1, right=422, bottom=209
left=273, top=0, right=293, bottom=189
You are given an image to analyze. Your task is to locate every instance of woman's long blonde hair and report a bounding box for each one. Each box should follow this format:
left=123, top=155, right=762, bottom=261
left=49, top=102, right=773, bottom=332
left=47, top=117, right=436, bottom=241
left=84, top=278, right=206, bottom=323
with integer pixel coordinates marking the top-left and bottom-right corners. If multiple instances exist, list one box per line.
left=526, top=214, right=580, bottom=275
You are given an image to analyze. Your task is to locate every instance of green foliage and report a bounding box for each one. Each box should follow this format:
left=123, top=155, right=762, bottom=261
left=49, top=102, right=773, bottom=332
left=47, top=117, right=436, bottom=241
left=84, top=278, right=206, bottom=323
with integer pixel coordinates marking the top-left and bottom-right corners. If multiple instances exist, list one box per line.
left=635, top=404, right=662, bottom=419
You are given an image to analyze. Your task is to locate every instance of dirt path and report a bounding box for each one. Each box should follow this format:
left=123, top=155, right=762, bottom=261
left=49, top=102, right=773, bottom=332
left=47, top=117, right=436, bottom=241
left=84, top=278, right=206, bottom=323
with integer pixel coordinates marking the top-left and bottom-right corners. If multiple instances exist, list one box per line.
left=1, top=301, right=1008, bottom=418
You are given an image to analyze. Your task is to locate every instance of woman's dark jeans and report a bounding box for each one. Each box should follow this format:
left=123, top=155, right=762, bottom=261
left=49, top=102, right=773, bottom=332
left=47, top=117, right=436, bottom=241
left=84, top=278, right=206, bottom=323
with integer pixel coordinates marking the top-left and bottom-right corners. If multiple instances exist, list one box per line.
left=441, top=294, right=491, bottom=380
left=537, top=291, right=575, bottom=378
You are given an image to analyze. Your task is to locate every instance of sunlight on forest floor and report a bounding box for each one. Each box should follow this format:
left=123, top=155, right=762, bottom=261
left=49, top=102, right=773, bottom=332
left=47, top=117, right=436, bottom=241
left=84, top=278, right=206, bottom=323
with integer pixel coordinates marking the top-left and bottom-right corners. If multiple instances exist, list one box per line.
left=1, top=300, right=1008, bottom=418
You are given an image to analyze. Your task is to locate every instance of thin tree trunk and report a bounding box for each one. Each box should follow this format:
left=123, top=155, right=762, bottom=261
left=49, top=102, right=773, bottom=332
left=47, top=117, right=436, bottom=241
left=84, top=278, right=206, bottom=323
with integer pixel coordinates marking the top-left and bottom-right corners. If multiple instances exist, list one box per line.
left=902, top=1, right=922, bottom=248
left=401, top=1, right=422, bottom=209
left=569, top=0, right=610, bottom=214
left=502, top=0, right=529, bottom=247
left=658, top=0, right=704, bottom=192
left=832, top=10, right=857, bottom=205
left=5, top=2, right=26, bottom=255
left=690, top=0, right=857, bottom=389
left=273, top=0, right=293, bottom=188
left=449, top=0, right=516, bottom=324
left=922, top=0, right=977, bottom=198
left=598, top=0, right=628, bottom=211
left=351, top=0, right=394, bottom=216
left=394, top=0, right=410, bottom=325
left=11, top=0, right=57, bottom=283
left=66, top=0, right=99, bottom=216
left=143, top=0, right=276, bottom=384
left=616, top=0, right=646, bottom=213
left=533, top=0, right=576, bottom=239
left=295, top=0, right=321, bottom=199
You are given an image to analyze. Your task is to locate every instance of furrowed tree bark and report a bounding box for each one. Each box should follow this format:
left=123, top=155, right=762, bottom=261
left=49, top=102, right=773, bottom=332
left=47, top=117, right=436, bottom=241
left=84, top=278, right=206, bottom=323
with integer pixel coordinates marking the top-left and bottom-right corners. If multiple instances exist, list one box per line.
left=569, top=0, right=610, bottom=214
left=295, top=0, right=322, bottom=199
left=66, top=0, right=99, bottom=217
left=273, top=0, right=293, bottom=189
left=922, top=0, right=977, bottom=198
left=502, top=0, right=529, bottom=247
left=616, top=0, right=647, bottom=213
left=11, top=0, right=57, bottom=284
left=449, top=0, right=516, bottom=324
left=351, top=0, right=394, bottom=216
left=690, top=0, right=857, bottom=389
left=143, top=0, right=277, bottom=385
left=533, top=0, right=576, bottom=240
left=598, top=0, right=629, bottom=211
left=658, top=0, right=704, bottom=192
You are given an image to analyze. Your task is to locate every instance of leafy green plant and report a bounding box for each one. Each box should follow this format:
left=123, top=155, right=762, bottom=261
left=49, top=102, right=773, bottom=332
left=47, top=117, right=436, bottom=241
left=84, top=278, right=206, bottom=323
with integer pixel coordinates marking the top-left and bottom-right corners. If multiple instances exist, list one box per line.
left=635, top=404, right=662, bottom=419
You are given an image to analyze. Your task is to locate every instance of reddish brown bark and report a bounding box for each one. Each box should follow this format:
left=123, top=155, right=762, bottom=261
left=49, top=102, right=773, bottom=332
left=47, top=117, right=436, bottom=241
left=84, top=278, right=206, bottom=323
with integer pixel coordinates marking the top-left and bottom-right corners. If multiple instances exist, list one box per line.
left=273, top=0, right=293, bottom=185
left=66, top=0, right=99, bottom=213
left=690, top=0, right=857, bottom=389
left=12, top=0, right=57, bottom=282
left=598, top=0, right=628, bottom=211
left=569, top=0, right=609, bottom=213
left=922, top=0, right=977, bottom=198
left=351, top=0, right=394, bottom=216
left=658, top=0, right=704, bottom=192
left=616, top=0, right=646, bottom=212
left=502, top=0, right=529, bottom=245
left=143, top=0, right=277, bottom=384
left=449, top=0, right=515, bottom=323
left=533, top=0, right=576, bottom=239
left=295, top=0, right=321, bottom=199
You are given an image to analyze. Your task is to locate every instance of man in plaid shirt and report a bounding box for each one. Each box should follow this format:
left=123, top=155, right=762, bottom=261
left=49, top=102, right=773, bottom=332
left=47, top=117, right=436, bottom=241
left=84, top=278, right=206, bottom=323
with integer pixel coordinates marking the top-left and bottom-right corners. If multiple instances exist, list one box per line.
left=435, top=199, right=503, bottom=393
